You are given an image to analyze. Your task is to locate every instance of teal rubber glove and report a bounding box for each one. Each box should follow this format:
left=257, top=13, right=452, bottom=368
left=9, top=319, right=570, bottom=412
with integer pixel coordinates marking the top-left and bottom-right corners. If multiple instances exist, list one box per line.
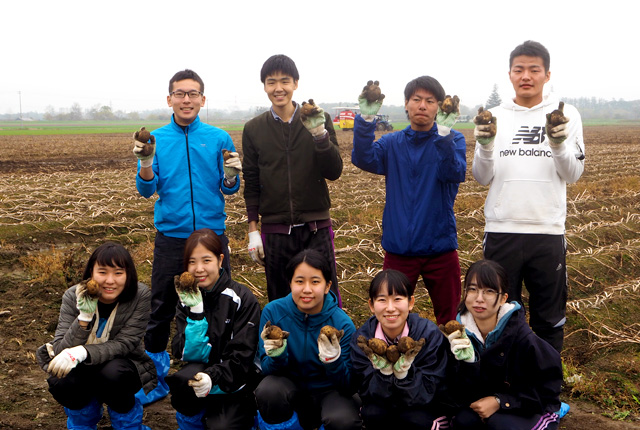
left=358, top=80, right=384, bottom=117
left=546, top=101, right=569, bottom=146
left=76, top=280, right=99, bottom=323
left=300, top=99, right=327, bottom=138
left=356, top=336, right=393, bottom=375
left=447, top=329, right=475, bottom=362
left=436, top=95, right=460, bottom=136
left=174, top=273, right=203, bottom=312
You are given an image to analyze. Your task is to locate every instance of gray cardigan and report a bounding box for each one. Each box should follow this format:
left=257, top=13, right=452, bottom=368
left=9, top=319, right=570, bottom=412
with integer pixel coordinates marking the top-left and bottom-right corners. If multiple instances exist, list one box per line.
left=37, top=283, right=157, bottom=394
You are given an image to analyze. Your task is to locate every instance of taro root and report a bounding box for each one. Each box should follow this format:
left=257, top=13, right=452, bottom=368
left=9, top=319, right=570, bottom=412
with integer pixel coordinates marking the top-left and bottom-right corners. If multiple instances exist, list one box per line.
left=320, top=325, right=344, bottom=341
left=360, top=80, right=385, bottom=103
left=439, top=320, right=465, bottom=336
left=175, top=272, right=197, bottom=293
left=134, top=126, right=155, bottom=157
left=439, top=95, right=460, bottom=114
left=473, top=107, right=497, bottom=137
left=367, top=338, right=388, bottom=356
left=265, top=321, right=289, bottom=340
left=300, top=99, right=321, bottom=121
left=397, top=336, right=416, bottom=354
left=222, top=149, right=232, bottom=161
left=86, top=279, right=100, bottom=296
left=546, top=101, right=567, bottom=127
left=135, top=127, right=151, bottom=143
left=385, top=344, right=400, bottom=363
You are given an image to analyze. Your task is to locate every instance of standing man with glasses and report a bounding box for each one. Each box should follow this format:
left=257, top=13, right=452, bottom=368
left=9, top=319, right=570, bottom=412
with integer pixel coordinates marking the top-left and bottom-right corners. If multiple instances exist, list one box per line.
left=132, top=69, right=242, bottom=404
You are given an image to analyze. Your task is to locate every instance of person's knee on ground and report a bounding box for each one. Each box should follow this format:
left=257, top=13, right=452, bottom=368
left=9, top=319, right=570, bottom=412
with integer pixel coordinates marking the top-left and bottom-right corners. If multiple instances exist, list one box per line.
left=254, top=376, right=298, bottom=424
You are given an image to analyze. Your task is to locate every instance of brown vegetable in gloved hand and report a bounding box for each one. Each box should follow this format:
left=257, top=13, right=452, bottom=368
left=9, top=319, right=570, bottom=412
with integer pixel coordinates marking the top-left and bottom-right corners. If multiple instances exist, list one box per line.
left=439, top=95, right=460, bottom=114
left=360, top=80, right=385, bottom=103
left=439, top=320, right=465, bottom=336
left=320, top=325, right=344, bottom=341
left=133, top=127, right=155, bottom=157
left=546, top=101, right=568, bottom=127
left=300, top=99, right=321, bottom=121
left=386, top=344, right=400, bottom=363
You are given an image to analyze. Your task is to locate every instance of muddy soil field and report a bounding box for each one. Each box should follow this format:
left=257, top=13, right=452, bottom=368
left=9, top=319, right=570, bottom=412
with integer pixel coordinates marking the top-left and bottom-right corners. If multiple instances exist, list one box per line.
left=1, top=126, right=639, bottom=429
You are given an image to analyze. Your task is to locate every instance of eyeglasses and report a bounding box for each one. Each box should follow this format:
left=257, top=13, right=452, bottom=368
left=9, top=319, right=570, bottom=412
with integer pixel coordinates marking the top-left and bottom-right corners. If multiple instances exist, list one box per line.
left=465, top=286, right=501, bottom=299
left=170, top=91, right=202, bottom=99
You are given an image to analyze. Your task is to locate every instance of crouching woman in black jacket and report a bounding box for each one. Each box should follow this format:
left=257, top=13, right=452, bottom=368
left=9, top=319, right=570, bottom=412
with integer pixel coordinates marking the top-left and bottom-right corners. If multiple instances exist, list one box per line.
left=448, top=260, right=563, bottom=430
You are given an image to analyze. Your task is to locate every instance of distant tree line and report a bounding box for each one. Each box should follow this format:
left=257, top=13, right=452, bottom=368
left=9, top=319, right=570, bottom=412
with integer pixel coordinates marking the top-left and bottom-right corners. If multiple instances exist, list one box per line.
left=2, top=97, right=639, bottom=122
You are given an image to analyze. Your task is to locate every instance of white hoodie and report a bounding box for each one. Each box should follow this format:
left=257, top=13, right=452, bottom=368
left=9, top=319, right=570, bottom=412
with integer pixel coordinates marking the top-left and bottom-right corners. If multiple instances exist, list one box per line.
left=472, top=95, right=585, bottom=235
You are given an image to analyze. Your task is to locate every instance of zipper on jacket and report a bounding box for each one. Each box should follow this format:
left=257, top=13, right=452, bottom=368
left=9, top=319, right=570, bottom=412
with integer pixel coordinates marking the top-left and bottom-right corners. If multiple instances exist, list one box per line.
left=184, top=127, right=196, bottom=231
left=282, top=120, right=295, bottom=224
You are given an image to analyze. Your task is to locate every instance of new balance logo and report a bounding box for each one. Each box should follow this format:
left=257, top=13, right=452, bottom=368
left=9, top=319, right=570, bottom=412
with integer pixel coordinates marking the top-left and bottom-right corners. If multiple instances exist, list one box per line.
left=512, top=126, right=546, bottom=145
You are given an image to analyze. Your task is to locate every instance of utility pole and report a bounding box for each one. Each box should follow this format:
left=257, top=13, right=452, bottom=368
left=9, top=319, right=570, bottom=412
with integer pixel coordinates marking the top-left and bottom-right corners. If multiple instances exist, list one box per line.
left=18, top=91, right=23, bottom=128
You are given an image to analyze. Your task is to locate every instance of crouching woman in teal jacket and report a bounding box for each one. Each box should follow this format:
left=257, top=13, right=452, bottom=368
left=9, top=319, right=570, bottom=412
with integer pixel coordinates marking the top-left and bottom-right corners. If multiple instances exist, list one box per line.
left=36, top=242, right=156, bottom=430
left=166, top=228, right=261, bottom=430
left=255, top=249, right=362, bottom=430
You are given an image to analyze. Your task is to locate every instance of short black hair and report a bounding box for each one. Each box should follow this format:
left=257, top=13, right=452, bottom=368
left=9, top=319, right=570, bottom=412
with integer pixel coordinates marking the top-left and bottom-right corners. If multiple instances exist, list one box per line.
left=509, top=40, right=550, bottom=72
left=169, top=69, right=205, bottom=94
left=457, top=260, right=508, bottom=315
left=368, top=269, right=415, bottom=300
left=404, top=76, right=445, bottom=103
left=285, top=249, right=332, bottom=285
left=82, top=242, right=138, bottom=303
left=260, top=55, right=299, bottom=83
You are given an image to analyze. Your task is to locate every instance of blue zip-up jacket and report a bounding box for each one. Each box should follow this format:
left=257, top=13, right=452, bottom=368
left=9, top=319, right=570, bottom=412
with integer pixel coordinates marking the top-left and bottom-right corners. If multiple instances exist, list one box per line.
left=352, top=115, right=466, bottom=256
left=172, top=269, right=261, bottom=393
left=136, top=115, right=240, bottom=238
left=452, top=302, right=562, bottom=415
left=258, top=291, right=355, bottom=393
left=350, top=313, right=449, bottom=409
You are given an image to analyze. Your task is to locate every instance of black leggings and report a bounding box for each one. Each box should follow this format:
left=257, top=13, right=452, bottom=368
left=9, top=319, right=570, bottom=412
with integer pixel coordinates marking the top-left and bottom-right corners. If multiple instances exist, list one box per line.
left=48, top=358, right=141, bottom=413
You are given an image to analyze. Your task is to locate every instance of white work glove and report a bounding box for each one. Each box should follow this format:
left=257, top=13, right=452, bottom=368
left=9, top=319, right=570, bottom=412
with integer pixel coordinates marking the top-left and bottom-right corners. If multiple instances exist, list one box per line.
left=318, top=333, right=341, bottom=364
left=356, top=336, right=393, bottom=375
left=132, top=128, right=156, bottom=168
left=447, top=330, right=475, bottom=363
left=392, top=338, right=425, bottom=379
left=546, top=102, right=570, bottom=146
left=47, top=345, right=87, bottom=378
left=76, top=281, right=99, bottom=323
left=188, top=372, right=212, bottom=398
left=223, top=151, right=242, bottom=180
left=248, top=230, right=265, bottom=266
left=174, top=274, right=204, bottom=314
left=261, top=321, right=288, bottom=358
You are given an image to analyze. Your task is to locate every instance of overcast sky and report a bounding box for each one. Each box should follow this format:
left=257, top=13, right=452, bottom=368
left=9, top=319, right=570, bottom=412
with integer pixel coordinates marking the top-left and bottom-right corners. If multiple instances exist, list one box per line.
left=1, top=0, right=635, bottom=116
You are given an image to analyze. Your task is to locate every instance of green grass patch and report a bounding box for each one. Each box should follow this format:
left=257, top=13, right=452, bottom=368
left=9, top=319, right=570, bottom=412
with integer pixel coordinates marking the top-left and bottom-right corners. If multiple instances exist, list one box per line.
left=0, top=120, right=246, bottom=135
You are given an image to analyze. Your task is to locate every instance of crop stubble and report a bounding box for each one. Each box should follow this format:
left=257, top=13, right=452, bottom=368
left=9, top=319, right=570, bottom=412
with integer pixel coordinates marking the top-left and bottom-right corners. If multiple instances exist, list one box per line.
left=0, top=126, right=639, bottom=428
